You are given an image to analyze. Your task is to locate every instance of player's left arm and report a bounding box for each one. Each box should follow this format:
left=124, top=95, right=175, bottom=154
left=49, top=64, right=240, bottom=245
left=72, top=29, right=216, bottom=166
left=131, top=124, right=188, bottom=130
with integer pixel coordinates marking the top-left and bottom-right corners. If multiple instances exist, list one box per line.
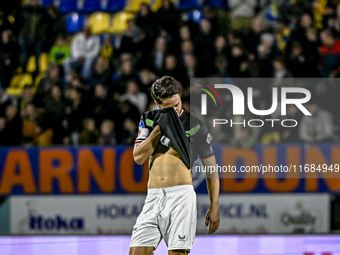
left=202, top=155, right=220, bottom=234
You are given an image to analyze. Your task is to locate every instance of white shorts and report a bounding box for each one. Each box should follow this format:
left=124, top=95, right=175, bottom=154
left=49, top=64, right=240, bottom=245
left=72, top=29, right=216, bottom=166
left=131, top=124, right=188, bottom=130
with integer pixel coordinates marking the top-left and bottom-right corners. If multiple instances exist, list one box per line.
left=130, top=185, right=197, bottom=251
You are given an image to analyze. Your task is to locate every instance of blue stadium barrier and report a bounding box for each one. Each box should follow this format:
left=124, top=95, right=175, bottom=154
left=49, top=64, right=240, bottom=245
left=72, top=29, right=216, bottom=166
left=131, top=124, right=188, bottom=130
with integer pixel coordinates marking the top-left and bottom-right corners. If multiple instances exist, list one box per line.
left=66, top=13, right=85, bottom=33
left=58, top=0, right=77, bottom=13
left=178, top=0, right=200, bottom=11
left=101, top=0, right=125, bottom=12
left=78, top=0, right=101, bottom=13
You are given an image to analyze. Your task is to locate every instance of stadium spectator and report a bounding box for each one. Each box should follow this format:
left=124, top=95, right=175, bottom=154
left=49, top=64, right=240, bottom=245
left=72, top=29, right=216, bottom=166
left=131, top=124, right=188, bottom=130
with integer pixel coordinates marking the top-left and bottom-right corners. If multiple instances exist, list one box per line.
left=179, top=25, right=191, bottom=41
left=229, top=43, right=248, bottom=77
left=114, top=59, right=140, bottom=96
left=135, top=3, right=158, bottom=54
left=65, top=88, right=88, bottom=145
left=275, top=19, right=291, bottom=52
left=281, top=105, right=302, bottom=143
left=328, top=3, right=340, bottom=38
left=181, top=38, right=194, bottom=54
left=120, top=19, right=144, bottom=55
left=257, top=33, right=280, bottom=77
left=34, top=63, right=62, bottom=107
left=44, top=85, right=67, bottom=144
left=78, top=118, right=99, bottom=145
left=245, top=18, right=265, bottom=55
left=22, top=103, right=52, bottom=146
left=313, top=80, right=337, bottom=114
left=228, top=0, right=256, bottom=31
left=101, top=34, right=115, bottom=71
left=162, top=54, right=185, bottom=84
left=18, top=85, right=34, bottom=113
left=319, top=29, right=340, bottom=77
left=299, top=101, right=336, bottom=143
left=49, top=34, right=71, bottom=66
left=116, top=100, right=140, bottom=143
left=209, top=120, right=229, bottom=145
left=138, top=68, right=157, bottom=104
left=214, top=35, right=228, bottom=58
left=287, top=41, right=311, bottom=78
left=89, top=56, right=111, bottom=87
left=212, top=55, right=228, bottom=77
left=98, top=119, right=116, bottom=145
left=231, top=116, right=258, bottom=148
left=183, top=54, right=198, bottom=87
left=0, top=11, right=12, bottom=34
left=0, top=88, right=11, bottom=117
left=0, top=117, right=6, bottom=146
left=273, top=57, right=293, bottom=80
left=304, top=27, right=321, bottom=75
left=20, top=0, right=47, bottom=74
left=3, top=104, right=22, bottom=146
left=193, top=19, right=216, bottom=76
left=120, top=80, right=147, bottom=114
left=64, top=24, right=100, bottom=80
left=121, top=118, right=138, bottom=145
left=289, top=13, right=315, bottom=53
left=0, top=30, right=20, bottom=88
left=155, top=0, right=180, bottom=41
left=68, top=74, right=85, bottom=89
left=90, top=83, right=116, bottom=126
left=45, top=5, right=65, bottom=51
left=179, top=40, right=194, bottom=70
left=148, top=36, right=167, bottom=75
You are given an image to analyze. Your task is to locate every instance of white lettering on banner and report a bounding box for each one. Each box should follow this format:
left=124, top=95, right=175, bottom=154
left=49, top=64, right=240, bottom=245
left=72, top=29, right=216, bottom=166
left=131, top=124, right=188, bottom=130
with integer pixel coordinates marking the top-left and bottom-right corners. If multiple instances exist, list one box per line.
left=202, top=85, right=311, bottom=116
left=213, top=119, right=298, bottom=128
left=10, top=194, right=330, bottom=235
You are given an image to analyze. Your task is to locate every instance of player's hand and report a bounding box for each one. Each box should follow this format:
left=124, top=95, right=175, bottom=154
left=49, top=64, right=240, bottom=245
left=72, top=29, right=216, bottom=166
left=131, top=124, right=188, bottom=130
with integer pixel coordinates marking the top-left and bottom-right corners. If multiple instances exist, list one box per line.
left=153, top=125, right=161, bottom=132
left=205, top=206, right=220, bottom=234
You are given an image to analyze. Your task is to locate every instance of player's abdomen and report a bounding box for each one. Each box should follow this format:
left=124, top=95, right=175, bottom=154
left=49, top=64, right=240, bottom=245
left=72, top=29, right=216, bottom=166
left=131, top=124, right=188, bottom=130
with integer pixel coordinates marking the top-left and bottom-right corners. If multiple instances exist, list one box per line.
left=148, top=152, right=192, bottom=189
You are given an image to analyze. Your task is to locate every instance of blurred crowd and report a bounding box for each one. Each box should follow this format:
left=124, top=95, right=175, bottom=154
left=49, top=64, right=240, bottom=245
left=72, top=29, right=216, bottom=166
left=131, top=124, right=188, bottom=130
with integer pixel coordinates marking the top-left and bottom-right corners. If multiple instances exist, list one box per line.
left=0, top=0, right=340, bottom=147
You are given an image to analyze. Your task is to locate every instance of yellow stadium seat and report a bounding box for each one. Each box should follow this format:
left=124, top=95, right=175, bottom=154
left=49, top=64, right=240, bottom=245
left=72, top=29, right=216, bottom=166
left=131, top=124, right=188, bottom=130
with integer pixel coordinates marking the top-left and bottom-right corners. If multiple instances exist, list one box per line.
left=6, top=73, right=33, bottom=96
left=18, top=73, right=33, bottom=88
left=27, top=55, right=36, bottom=73
left=39, top=53, right=49, bottom=73
left=151, top=0, right=175, bottom=11
left=151, top=0, right=162, bottom=11
left=88, top=12, right=111, bottom=34
left=9, top=74, right=23, bottom=88
left=34, top=73, right=45, bottom=88
left=110, top=12, right=134, bottom=34
left=5, top=88, right=22, bottom=97
left=125, top=0, right=151, bottom=12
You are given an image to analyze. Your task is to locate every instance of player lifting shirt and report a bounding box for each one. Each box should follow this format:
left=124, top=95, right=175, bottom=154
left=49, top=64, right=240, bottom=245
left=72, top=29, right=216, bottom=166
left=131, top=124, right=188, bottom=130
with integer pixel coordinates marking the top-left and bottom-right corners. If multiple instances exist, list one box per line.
left=129, top=76, right=220, bottom=255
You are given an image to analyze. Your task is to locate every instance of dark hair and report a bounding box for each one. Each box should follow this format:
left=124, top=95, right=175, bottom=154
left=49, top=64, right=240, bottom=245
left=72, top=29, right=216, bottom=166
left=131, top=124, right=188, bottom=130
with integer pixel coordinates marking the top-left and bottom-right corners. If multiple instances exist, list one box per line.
left=150, top=76, right=181, bottom=104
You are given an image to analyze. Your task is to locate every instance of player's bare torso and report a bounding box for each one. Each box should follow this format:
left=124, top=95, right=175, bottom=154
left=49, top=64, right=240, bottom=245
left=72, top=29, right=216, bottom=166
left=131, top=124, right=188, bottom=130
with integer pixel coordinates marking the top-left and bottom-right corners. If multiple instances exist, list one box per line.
left=148, top=144, right=192, bottom=188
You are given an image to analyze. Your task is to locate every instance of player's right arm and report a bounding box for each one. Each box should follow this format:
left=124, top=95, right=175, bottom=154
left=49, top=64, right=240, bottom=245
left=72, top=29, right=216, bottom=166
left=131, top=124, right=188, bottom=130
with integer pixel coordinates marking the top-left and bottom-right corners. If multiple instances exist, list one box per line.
left=133, top=113, right=162, bottom=165
left=133, top=125, right=161, bottom=165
